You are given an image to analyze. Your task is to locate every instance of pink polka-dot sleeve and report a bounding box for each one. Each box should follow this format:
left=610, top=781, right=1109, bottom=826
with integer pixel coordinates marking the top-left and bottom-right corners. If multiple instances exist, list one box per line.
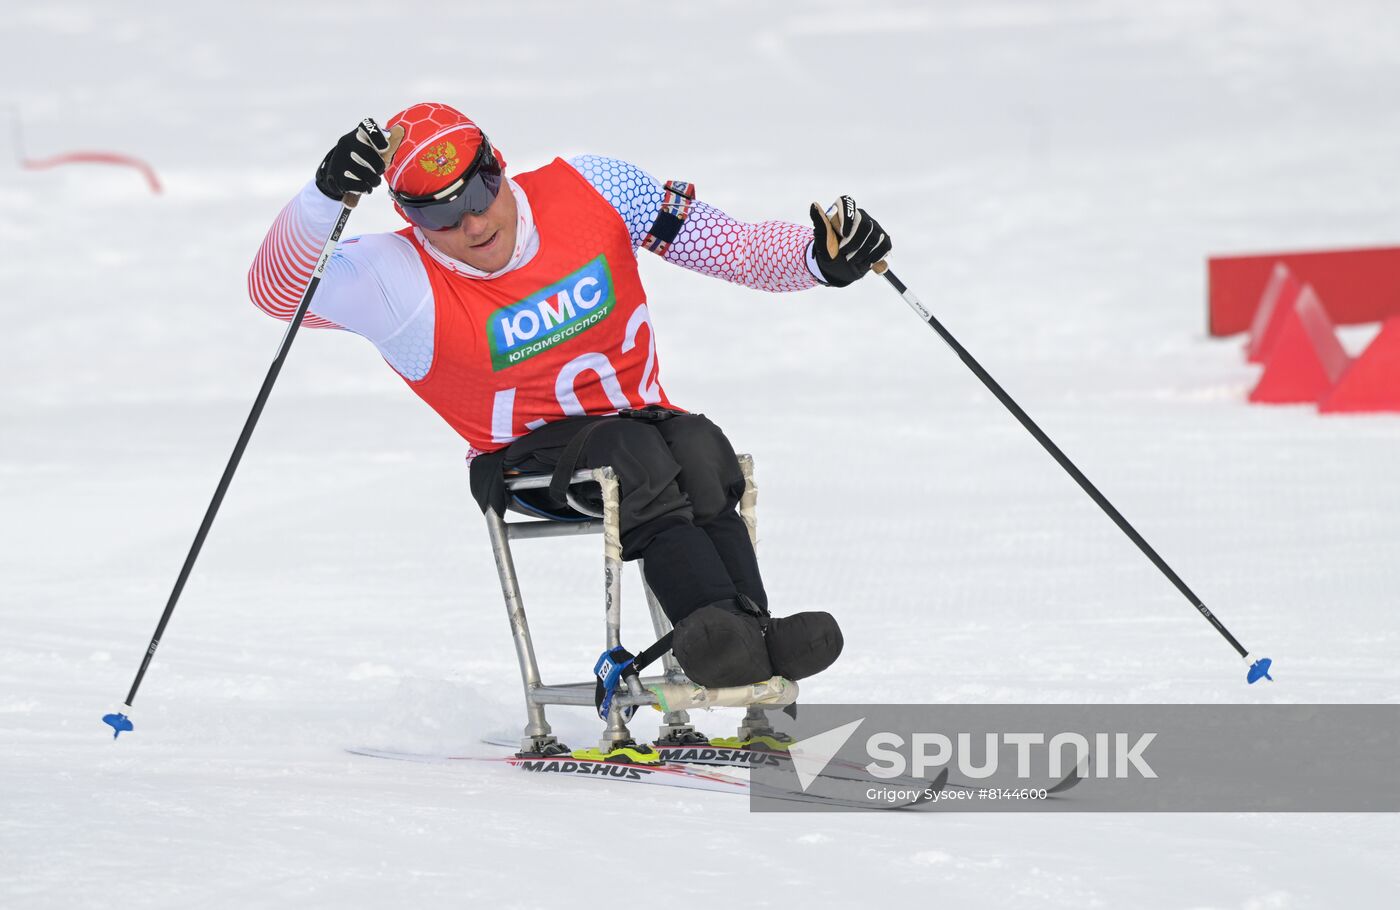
left=662, top=199, right=822, bottom=293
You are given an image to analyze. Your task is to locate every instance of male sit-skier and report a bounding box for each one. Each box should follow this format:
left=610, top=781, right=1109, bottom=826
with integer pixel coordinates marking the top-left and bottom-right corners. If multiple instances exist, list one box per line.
left=248, top=102, right=891, bottom=724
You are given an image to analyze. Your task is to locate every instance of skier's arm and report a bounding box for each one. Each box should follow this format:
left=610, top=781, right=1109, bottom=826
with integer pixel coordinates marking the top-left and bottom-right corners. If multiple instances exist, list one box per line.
left=247, top=181, right=423, bottom=335
left=247, top=122, right=437, bottom=380
left=567, top=155, right=824, bottom=293
left=667, top=199, right=824, bottom=292
left=247, top=182, right=436, bottom=378
left=247, top=180, right=351, bottom=331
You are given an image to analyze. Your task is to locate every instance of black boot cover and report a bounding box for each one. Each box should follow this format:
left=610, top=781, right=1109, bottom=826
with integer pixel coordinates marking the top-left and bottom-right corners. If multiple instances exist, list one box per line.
left=764, top=612, right=844, bottom=681
left=671, top=598, right=773, bottom=688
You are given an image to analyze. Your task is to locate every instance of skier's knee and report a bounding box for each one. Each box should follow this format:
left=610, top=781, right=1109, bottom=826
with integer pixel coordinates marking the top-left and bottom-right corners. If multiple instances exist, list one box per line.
left=662, top=416, right=744, bottom=523
left=581, top=420, right=694, bottom=550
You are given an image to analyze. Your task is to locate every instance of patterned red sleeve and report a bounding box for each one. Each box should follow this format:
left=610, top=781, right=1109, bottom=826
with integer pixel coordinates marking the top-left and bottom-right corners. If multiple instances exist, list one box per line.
left=247, top=182, right=345, bottom=330
left=565, top=156, right=822, bottom=293
left=661, top=199, right=822, bottom=293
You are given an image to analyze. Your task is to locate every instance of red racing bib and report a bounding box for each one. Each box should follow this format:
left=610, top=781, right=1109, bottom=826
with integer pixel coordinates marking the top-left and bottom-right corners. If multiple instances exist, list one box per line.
left=400, top=159, right=675, bottom=452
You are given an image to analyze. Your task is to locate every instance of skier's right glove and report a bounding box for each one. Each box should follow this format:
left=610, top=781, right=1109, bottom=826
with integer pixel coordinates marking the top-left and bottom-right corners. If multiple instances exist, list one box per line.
left=314, top=118, right=391, bottom=202
left=809, top=195, right=892, bottom=288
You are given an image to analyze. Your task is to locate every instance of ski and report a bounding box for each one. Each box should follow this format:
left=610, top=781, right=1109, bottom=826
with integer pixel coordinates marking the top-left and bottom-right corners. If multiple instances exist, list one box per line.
left=483, top=735, right=949, bottom=792
left=933, top=764, right=1086, bottom=797
left=650, top=742, right=1084, bottom=796
left=654, top=742, right=924, bottom=784
left=479, top=735, right=796, bottom=772
left=481, top=736, right=1085, bottom=799
left=349, top=746, right=746, bottom=795
left=348, top=746, right=935, bottom=809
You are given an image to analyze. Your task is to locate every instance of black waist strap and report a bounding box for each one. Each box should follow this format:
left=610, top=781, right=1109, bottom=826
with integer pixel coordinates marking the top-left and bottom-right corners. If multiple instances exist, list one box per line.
left=547, top=419, right=609, bottom=506
left=546, top=407, right=679, bottom=506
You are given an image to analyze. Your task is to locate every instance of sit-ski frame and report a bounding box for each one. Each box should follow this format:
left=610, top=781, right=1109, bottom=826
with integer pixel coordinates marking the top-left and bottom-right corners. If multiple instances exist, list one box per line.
left=482, top=454, right=785, bottom=755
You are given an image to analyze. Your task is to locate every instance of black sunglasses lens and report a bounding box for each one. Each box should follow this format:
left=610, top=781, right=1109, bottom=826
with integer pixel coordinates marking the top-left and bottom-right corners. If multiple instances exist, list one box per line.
left=401, top=168, right=503, bottom=232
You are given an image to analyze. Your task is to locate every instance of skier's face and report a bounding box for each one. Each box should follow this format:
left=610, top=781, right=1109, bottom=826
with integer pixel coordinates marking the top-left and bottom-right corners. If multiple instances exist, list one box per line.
left=421, top=180, right=518, bottom=273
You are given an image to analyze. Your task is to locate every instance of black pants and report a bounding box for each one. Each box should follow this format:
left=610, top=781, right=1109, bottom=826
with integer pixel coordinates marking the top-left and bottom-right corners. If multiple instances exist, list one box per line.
left=493, top=410, right=766, bottom=624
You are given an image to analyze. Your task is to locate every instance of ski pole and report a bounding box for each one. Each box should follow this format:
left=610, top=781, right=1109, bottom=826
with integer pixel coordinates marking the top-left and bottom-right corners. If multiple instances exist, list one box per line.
left=815, top=203, right=1272, bottom=685
left=102, top=123, right=404, bottom=740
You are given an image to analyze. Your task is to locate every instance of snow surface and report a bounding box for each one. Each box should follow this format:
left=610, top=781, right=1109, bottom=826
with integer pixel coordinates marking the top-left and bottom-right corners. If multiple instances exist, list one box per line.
left=3, top=1, right=1398, bottom=907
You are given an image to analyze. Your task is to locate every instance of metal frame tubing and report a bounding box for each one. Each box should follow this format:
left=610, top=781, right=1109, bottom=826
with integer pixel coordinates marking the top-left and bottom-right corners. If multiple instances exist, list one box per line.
left=485, top=455, right=766, bottom=752
left=484, top=507, right=554, bottom=749
left=738, top=454, right=758, bottom=548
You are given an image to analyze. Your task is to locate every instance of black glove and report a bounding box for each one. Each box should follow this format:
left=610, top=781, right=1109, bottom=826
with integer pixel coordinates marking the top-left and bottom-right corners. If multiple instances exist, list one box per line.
left=808, top=196, right=892, bottom=287
left=314, top=118, right=391, bottom=201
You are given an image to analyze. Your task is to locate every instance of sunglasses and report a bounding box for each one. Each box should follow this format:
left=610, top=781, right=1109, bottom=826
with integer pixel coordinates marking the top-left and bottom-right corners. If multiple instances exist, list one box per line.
left=390, top=136, right=503, bottom=232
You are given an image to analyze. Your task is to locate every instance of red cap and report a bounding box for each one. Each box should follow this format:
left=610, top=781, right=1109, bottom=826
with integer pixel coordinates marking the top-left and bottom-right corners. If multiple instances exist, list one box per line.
left=385, top=102, right=508, bottom=198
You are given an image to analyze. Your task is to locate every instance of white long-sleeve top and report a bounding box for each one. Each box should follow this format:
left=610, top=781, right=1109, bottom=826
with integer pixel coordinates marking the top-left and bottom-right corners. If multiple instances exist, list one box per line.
left=248, top=155, right=823, bottom=381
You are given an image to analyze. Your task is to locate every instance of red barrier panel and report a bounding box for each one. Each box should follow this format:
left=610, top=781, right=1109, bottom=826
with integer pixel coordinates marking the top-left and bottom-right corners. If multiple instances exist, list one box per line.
left=1248, top=286, right=1350, bottom=404
left=1208, top=246, right=1400, bottom=337
left=1320, top=317, right=1400, bottom=413
left=1245, top=263, right=1303, bottom=364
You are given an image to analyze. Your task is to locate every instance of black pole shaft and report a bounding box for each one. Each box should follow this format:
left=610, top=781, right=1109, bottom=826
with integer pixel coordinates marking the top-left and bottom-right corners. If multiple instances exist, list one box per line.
left=121, top=203, right=356, bottom=707
left=880, top=267, right=1250, bottom=659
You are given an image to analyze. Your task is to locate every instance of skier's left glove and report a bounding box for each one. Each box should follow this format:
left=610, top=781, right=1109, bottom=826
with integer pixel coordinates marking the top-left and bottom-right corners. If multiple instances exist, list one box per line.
left=809, top=195, right=892, bottom=287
